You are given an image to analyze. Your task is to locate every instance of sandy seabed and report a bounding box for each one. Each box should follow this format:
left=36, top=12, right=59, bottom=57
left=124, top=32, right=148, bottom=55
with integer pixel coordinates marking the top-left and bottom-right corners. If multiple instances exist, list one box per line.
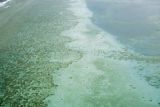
left=45, top=0, right=160, bottom=107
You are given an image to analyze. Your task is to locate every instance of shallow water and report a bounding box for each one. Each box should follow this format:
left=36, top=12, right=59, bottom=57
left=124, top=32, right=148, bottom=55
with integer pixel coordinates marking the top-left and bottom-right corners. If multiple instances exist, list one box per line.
left=0, top=0, right=160, bottom=107
left=0, top=0, right=81, bottom=106
left=46, top=0, right=160, bottom=107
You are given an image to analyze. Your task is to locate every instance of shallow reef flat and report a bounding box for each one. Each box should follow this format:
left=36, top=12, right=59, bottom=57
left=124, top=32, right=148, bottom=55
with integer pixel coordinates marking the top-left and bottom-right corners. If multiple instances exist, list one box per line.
left=0, top=0, right=160, bottom=107
left=0, top=0, right=81, bottom=106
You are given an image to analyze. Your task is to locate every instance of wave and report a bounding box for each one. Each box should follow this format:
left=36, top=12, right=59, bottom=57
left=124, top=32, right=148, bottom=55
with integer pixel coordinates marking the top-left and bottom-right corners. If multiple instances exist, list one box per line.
left=0, top=0, right=10, bottom=7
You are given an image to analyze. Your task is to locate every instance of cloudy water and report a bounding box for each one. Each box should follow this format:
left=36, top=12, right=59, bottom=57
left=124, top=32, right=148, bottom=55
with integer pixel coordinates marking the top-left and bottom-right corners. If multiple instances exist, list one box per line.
left=86, top=0, right=160, bottom=56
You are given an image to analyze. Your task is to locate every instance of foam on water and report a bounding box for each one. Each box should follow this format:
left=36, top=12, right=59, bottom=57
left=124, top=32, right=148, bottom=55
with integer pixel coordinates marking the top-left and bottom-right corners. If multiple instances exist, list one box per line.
left=45, top=0, right=160, bottom=107
left=0, top=0, right=10, bottom=7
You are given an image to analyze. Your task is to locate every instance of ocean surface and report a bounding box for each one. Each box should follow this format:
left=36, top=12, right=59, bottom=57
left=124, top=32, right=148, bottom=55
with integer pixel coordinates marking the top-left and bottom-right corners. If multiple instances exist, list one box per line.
left=0, top=0, right=10, bottom=7
left=0, top=0, right=160, bottom=107
left=86, top=0, right=160, bottom=56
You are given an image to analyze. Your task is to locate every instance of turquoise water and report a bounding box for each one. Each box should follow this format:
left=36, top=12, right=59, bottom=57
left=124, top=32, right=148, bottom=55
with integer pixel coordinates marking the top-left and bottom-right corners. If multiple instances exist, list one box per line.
left=0, top=0, right=160, bottom=107
left=86, top=0, right=160, bottom=56
left=46, top=0, right=160, bottom=107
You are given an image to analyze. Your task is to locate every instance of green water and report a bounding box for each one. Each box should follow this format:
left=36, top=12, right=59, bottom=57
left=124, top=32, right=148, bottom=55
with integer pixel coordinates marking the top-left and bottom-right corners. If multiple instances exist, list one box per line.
left=0, top=0, right=81, bottom=106
left=0, top=0, right=160, bottom=107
